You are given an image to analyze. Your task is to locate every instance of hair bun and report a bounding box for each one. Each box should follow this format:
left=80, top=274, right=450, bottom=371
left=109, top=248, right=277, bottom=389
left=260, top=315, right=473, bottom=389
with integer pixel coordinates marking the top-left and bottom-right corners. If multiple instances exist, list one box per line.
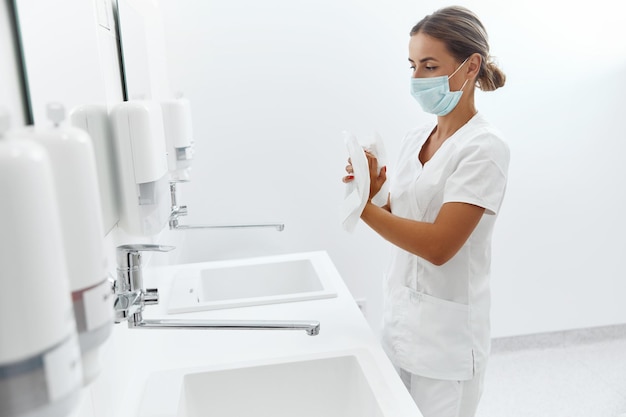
left=479, top=59, right=506, bottom=91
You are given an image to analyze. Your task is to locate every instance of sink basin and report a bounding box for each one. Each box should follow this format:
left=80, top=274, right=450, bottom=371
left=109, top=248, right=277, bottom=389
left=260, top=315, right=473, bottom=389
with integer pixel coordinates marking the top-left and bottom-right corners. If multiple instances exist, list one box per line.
left=166, top=253, right=337, bottom=313
left=180, top=355, right=382, bottom=417
left=138, top=350, right=409, bottom=417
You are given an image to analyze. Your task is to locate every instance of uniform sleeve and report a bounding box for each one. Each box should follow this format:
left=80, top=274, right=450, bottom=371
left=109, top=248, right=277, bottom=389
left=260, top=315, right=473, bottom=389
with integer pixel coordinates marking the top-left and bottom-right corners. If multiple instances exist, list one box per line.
left=443, top=133, right=510, bottom=215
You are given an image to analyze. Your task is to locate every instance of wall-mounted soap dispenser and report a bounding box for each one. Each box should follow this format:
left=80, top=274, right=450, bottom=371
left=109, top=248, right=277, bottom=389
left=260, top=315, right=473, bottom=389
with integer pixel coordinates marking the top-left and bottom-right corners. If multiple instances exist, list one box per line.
left=110, top=100, right=170, bottom=236
left=0, top=108, right=84, bottom=417
left=5, top=103, right=113, bottom=386
left=160, top=97, right=194, bottom=182
left=69, top=104, right=120, bottom=234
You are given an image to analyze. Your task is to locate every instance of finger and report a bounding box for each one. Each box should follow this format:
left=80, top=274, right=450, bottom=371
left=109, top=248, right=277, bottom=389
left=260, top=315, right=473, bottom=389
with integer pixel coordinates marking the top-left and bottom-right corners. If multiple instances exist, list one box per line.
left=379, top=166, right=387, bottom=182
left=365, top=152, right=378, bottom=174
left=345, top=164, right=354, bottom=174
left=342, top=175, right=355, bottom=183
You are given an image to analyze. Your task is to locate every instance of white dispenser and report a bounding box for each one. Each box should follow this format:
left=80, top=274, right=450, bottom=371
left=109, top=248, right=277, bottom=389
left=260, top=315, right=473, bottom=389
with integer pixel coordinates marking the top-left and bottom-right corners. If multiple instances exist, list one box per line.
left=6, top=104, right=113, bottom=385
left=160, top=97, right=194, bottom=181
left=110, top=100, right=170, bottom=236
left=0, top=109, right=83, bottom=417
left=69, top=104, right=120, bottom=234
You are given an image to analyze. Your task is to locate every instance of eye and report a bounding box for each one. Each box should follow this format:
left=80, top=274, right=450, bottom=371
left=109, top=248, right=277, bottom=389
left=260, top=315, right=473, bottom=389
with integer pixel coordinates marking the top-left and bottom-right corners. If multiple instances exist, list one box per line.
left=409, top=65, right=416, bottom=71
left=425, top=66, right=438, bottom=71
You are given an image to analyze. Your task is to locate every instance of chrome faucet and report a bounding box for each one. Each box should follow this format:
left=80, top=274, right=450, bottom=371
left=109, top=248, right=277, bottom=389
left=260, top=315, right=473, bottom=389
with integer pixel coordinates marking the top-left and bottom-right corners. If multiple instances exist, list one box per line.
left=168, top=181, right=285, bottom=231
left=112, top=244, right=320, bottom=336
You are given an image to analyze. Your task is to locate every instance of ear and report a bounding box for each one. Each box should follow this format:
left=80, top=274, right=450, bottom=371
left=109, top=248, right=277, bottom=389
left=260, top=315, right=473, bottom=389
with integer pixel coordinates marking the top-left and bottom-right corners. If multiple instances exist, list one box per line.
left=466, top=53, right=482, bottom=81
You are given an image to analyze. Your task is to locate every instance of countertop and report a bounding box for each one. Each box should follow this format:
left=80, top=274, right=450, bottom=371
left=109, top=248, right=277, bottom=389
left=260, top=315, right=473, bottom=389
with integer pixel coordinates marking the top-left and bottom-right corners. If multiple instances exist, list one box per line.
left=85, top=251, right=421, bottom=417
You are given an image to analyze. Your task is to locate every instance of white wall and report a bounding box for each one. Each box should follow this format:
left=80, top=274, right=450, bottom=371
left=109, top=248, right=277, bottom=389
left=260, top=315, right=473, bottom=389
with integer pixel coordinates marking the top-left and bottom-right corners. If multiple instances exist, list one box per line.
left=158, top=0, right=626, bottom=338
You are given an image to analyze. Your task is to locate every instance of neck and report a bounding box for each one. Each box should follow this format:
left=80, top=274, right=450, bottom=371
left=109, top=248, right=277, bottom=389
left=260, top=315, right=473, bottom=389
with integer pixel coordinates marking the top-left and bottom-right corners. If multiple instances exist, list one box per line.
left=434, top=95, right=477, bottom=141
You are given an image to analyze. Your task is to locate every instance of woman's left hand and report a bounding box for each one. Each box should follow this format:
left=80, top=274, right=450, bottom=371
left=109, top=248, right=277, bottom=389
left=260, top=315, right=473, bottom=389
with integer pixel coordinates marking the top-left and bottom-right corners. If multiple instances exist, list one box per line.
left=364, top=150, right=386, bottom=202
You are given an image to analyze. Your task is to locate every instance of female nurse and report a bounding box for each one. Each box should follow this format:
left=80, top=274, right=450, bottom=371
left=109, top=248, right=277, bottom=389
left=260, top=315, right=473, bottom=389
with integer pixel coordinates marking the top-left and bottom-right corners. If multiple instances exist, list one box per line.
left=343, top=6, right=509, bottom=417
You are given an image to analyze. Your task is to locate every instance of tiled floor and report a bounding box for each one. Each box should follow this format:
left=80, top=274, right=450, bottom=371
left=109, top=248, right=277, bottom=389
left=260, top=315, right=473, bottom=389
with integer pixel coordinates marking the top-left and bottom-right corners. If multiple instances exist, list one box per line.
left=478, top=325, right=626, bottom=417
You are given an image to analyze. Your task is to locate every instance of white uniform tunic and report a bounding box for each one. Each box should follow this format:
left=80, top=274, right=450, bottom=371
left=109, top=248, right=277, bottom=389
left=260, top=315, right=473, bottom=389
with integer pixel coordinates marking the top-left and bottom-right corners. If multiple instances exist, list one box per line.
left=382, top=112, right=510, bottom=381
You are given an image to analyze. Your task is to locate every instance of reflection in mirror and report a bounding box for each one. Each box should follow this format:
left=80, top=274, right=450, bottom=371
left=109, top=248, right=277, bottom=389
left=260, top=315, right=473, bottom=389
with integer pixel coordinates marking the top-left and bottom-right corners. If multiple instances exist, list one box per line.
left=117, top=0, right=172, bottom=101
left=13, top=0, right=124, bottom=233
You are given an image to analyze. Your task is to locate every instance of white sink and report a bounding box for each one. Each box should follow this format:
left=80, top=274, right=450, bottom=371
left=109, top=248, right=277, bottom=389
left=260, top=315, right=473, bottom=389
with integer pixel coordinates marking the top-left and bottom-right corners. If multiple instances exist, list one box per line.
left=138, top=350, right=408, bottom=417
left=166, top=253, right=337, bottom=313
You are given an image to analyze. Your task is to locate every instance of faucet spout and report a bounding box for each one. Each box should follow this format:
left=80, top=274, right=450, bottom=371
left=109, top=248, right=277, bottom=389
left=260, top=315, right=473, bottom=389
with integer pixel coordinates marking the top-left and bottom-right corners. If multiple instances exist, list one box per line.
left=130, top=317, right=320, bottom=336
left=171, top=223, right=285, bottom=232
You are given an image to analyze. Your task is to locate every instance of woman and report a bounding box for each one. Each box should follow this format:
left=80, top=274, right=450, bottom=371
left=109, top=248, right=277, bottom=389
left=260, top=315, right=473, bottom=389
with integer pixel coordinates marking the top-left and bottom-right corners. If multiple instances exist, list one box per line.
left=343, top=6, right=509, bottom=417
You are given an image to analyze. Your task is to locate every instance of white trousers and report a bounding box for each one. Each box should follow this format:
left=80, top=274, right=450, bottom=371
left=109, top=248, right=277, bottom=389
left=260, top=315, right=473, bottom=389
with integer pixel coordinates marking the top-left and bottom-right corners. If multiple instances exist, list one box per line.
left=399, top=368, right=486, bottom=417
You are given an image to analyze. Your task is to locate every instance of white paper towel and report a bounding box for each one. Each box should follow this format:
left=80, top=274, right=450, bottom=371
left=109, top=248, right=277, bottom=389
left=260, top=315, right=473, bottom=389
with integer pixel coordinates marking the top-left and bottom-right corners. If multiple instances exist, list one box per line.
left=341, top=131, right=389, bottom=232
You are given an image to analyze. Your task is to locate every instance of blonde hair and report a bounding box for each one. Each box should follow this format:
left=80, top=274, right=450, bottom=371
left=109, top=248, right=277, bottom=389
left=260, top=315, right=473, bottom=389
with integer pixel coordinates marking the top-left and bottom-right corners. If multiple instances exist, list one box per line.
left=410, top=6, right=505, bottom=91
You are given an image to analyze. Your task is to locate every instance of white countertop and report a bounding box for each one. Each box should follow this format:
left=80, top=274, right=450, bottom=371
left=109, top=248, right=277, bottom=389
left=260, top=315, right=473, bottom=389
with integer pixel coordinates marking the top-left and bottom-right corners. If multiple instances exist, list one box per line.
left=86, top=251, right=421, bottom=417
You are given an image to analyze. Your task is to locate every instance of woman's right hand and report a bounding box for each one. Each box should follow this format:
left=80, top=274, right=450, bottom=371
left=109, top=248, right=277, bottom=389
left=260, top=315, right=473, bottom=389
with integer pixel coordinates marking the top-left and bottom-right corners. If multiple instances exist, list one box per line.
left=364, top=150, right=386, bottom=202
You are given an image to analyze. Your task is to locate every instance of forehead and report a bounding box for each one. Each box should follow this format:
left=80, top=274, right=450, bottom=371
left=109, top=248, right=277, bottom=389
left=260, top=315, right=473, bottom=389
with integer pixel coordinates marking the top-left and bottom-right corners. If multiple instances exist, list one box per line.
left=408, top=32, right=451, bottom=61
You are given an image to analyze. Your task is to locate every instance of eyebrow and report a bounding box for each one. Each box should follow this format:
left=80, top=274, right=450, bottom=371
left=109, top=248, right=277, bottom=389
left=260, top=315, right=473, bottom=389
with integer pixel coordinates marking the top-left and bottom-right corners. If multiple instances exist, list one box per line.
left=408, top=57, right=438, bottom=64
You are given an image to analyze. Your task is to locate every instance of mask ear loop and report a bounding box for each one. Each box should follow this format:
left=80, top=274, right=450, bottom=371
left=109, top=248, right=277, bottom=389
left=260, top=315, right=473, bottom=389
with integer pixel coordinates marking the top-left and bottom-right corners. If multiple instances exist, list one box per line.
left=448, top=57, right=469, bottom=80
left=449, top=57, right=470, bottom=92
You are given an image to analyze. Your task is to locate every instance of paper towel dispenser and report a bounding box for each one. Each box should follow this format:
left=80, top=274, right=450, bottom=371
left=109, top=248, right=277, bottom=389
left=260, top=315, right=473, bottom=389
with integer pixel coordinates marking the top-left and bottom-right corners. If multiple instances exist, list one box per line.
left=110, top=100, right=170, bottom=236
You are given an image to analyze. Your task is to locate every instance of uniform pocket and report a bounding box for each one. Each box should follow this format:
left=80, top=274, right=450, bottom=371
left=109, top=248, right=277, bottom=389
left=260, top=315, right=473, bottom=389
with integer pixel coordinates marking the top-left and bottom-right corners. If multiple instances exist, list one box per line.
left=397, top=286, right=474, bottom=380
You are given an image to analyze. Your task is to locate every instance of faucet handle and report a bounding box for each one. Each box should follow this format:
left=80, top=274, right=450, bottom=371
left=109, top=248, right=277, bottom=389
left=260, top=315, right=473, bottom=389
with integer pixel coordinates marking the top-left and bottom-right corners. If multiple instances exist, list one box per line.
left=116, top=244, right=175, bottom=269
left=115, top=244, right=175, bottom=293
left=117, top=243, right=176, bottom=253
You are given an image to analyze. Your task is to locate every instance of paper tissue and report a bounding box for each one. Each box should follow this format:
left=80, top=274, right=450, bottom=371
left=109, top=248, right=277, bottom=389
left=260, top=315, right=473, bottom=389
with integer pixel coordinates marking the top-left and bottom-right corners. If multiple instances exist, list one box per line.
left=341, top=131, right=389, bottom=232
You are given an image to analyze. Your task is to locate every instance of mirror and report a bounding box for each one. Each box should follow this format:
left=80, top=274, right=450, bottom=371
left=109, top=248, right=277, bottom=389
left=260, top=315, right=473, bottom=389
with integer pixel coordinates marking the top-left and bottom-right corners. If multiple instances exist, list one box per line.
left=116, top=0, right=172, bottom=101
left=12, top=0, right=124, bottom=233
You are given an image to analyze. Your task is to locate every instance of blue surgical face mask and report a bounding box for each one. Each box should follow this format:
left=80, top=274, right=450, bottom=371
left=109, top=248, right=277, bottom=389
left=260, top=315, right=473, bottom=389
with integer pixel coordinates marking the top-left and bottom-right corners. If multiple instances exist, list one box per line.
left=410, top=58, right=469, bottom=116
